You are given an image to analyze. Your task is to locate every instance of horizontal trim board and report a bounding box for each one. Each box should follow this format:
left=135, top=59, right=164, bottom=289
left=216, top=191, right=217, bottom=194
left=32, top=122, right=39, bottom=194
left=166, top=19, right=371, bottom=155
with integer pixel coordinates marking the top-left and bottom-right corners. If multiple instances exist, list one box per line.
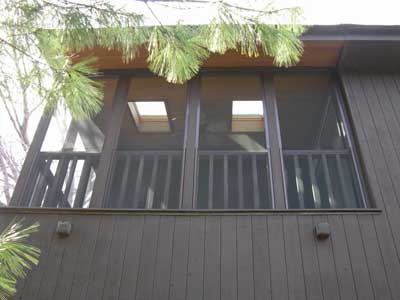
left=91, top=67, right=336, bottom=79
left=74, top=41, right=343, bottom=70
left=302, top=25, right=400, bottom=41
left=0, top=207, right=382, bottom=216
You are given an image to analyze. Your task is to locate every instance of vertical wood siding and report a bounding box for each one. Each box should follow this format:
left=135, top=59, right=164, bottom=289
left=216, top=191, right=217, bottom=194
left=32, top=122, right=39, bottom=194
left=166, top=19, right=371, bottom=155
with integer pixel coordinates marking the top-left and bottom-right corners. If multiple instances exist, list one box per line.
left=3, top=69, right=400, bottom=300
left=0, top=211, right=391, bottom=300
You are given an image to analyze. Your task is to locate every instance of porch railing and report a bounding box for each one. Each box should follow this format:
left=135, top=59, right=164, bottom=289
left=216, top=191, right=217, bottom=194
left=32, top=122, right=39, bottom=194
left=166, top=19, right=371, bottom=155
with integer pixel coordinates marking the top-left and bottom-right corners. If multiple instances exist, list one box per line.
left=196, top=150, right=272, bottom=209
left=22, top=152, right=99, bottom=208
left=17, top=149, right=363, bottom=210
left=283, top=149, right=363, bottom=209
left=107, top=150, right=273, bottom=210
left=107, top=151, right=183, bottom=209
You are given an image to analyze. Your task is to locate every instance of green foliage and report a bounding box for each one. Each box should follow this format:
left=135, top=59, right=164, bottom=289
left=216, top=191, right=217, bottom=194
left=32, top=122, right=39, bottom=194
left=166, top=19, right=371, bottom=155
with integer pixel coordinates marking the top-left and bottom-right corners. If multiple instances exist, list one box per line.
left=201, top=3, right=305, bottom=66
left=0, top=0, right=305, bottom=119
left=147, top=26, right=209, bottom=84
left=0, top=219, right=40, bottom=300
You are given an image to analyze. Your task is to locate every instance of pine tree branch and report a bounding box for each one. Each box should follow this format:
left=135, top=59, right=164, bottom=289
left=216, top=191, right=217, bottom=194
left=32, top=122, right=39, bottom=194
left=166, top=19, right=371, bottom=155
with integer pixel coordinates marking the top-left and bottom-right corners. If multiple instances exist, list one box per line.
left=135, top=0, right=299, bottom=16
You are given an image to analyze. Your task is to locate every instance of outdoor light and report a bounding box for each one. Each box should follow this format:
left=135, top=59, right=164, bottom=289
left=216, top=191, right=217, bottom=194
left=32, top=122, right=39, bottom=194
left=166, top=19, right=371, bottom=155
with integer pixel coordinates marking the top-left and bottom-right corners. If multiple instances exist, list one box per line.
left=315, top=222, right=330, bottom=240
left=56, top=221, right=72, bottom=237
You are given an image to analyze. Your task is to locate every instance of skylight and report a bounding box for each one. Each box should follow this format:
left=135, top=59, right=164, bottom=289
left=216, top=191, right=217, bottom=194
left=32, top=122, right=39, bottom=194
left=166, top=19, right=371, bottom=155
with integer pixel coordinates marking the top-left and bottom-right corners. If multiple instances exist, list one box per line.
left=232, top=100, right=264, bottom=116
left=232, top=100, right=265, bottom=132
left=134, top=101, right=168, bottom=116
left=128, top=101, right=171, bottom=133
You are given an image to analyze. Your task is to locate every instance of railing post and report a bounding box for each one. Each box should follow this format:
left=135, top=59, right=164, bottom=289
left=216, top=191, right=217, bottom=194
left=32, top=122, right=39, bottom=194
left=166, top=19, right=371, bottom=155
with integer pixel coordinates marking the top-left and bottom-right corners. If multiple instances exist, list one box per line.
left=10, top=113, right=52, bottom=206
left=181, top=76, right=201, bottom=209
left=262, top=73, right=287, bottom=209
left=90, top=76, right=131, bottom=208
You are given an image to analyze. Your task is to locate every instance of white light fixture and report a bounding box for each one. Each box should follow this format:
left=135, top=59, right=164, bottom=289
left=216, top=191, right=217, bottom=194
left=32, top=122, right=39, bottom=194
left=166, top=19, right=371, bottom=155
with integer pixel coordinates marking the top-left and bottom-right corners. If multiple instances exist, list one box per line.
left=128, top=101, right=171, bottom=133
left=232, top=100, right=265, bottom=132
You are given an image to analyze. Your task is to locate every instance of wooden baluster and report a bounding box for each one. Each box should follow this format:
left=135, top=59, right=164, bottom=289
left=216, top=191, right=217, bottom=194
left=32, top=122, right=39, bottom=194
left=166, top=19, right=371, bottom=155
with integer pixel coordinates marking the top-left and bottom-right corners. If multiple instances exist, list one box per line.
left=133, top=155, right=144, bottom=208
left=146, top=155, right=159, bottom=209
left=30, top=158, right=53, bottom=207
left=307, top=155, right=321, bottom=208
left=117, top=154, right=132, bottom=208
left=43, top=157, right=69, bottom=207
left=60, top=157, right=78, bottom=208
left=294, top=155, right=305, bottom=209
left=322, top=154, right=335, bottom=208
left=162, top=155, right=172, bottom=209
left=223, top=155, right=229, bottom=209
left=74, top=156, right=93, bottom=208
left=23, top=158, right=44, bottom=207
left=252, top=154, right=260, bottom=209
left=238, top=154, right=244, bottom=209
left=208, top=154, right=214, bottom=209
left=336, top=154, right=353, bottom=208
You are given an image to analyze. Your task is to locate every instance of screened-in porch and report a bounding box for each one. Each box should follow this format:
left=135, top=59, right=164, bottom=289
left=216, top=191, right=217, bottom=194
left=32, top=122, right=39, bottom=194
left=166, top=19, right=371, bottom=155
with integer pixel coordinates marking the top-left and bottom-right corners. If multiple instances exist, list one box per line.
left=10, top=70, right=368, bottom=210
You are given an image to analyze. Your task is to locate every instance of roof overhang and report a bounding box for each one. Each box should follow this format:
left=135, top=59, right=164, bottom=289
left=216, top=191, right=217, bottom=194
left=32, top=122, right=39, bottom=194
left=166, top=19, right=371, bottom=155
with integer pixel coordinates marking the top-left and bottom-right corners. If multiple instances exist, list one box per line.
left=72, top=25, right=400, bottom=72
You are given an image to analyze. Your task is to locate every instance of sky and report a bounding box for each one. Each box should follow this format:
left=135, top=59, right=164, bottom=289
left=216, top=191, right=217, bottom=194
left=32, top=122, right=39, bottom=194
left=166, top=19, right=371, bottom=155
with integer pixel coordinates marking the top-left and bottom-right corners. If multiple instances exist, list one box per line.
left=119, top=0, right=400, bottom=26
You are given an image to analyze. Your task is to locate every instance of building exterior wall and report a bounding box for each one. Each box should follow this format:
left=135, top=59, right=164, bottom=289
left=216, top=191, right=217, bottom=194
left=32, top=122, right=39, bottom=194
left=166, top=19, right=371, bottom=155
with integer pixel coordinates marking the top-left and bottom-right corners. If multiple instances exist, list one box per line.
left=0, top=208, right=394, bottom=300
left=3, top=42, right=400, bottom=300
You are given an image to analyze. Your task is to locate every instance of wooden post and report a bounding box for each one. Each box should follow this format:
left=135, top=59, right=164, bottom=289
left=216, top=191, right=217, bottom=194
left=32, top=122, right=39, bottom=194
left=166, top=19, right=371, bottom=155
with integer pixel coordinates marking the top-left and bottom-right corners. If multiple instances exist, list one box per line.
left=262, top=73, right=287, bottom=209
left=90, top=76, right=131, bottom=208
left=10, top=114, right=52, bottom=206
left=181, top=76, right=201, bottom=209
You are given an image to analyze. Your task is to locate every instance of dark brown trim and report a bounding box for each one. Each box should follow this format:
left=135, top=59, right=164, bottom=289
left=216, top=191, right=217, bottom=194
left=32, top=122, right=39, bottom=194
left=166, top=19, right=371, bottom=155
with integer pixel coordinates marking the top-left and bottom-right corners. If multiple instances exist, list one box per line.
left=93, top=67, right=336, bottom=79
left=0, top=206, right=382, bottom=216
left=181, top=76, right=201, bottom=208
left=90, top=76, right=131, bottom=208
left=335, top=73, right=372, bottom=208
left=302, top=25, right=400, bottom=41
left=10, top=114, right=52, bottom=206
left=262, top=73, right=287, bottom=208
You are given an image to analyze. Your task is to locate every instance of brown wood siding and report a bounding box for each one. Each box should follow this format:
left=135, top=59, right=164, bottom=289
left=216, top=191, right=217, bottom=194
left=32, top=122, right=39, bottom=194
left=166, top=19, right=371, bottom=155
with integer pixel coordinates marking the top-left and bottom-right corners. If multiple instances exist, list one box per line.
left=0, top=210, right=394, bottom=300
left=340, top=69, right=400, bottom=299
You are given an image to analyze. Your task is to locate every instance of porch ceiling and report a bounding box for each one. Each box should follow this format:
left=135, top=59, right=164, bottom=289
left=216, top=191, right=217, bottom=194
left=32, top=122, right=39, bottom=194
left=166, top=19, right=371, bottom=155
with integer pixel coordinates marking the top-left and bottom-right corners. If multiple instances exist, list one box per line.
left=72, top=41, right=344, bottom=70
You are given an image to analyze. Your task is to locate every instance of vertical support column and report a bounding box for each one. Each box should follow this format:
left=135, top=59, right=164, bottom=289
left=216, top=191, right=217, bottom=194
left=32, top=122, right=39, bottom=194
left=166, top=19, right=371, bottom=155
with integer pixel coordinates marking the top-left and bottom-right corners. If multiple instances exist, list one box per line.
left=262, top=73, right=287, bottom=209
left=90, top=76, right=131, bottom=208
left=10, top=114, right=52, bottom=206
left=181, top=76, right=201, bottom=209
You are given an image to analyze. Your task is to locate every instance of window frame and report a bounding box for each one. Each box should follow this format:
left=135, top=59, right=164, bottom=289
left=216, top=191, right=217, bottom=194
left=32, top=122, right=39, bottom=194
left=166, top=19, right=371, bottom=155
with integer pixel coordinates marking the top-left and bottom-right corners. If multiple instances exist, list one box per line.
left=272, top=71, right=368, bottom=209
left=193, top=73, right=275, bottom=209
left=12, top=68, right=370, bottom=210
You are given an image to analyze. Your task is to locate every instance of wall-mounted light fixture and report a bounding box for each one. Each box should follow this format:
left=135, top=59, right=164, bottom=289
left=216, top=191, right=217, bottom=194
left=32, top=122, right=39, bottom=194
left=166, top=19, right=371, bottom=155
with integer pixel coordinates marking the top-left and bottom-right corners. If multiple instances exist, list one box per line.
left=315, top=222, right=330, bottom=240
left=56, top=221, right=72, bottom=237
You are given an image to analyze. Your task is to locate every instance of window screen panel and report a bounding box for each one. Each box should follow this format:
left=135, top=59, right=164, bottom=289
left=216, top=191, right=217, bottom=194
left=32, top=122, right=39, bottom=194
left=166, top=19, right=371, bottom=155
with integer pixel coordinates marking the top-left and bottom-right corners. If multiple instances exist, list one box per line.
left=108, top=78, right=187, bottom=209
left=276, top=73, right=365, bottom=209
left=196, top=75, right=272, bottom=209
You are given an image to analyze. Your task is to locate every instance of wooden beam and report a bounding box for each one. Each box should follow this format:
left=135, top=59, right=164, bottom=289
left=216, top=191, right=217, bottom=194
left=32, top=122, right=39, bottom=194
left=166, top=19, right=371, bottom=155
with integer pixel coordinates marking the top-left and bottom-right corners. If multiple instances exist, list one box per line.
left=181, top=76, right=201, bottom=209
left=90, top=76, right=131, bottom=208
left=262, top=73, right=287, bottom=209
left=10, top=114, right=52, bottom=206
